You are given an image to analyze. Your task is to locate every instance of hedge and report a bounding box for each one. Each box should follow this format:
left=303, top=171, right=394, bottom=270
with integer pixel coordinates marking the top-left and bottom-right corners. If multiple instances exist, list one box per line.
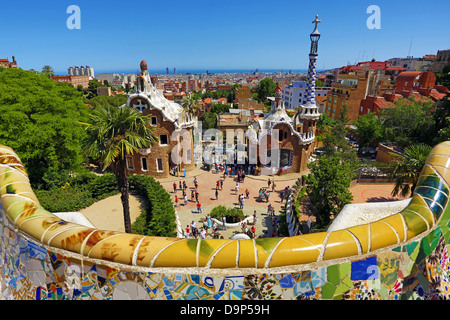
left=36, top=172, right=119, bottom=212
left=129, top=175, right=176, bottom=237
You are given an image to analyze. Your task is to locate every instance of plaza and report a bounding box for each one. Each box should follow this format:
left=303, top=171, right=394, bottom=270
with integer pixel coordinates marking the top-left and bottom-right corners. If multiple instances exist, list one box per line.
left=79, top=166, right=408, bottom=239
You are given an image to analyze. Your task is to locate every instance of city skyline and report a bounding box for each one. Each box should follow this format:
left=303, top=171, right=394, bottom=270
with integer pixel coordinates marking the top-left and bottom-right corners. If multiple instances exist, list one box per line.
left=1, top=0, right=449, bottom=73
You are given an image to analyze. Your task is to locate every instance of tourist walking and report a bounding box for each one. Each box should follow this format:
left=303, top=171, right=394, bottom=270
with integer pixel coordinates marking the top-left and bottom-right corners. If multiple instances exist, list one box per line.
left=173, top=182, right=177, bottom=193
left=215, top=188, right=219, bottom=200
left=222, top=215, right=227, bottom=230
left=245, top=189, right=250, bottom=199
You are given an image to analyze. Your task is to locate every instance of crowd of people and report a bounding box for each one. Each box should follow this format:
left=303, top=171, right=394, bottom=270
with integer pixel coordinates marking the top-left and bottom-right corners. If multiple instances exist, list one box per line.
left=172, top=161, right=290, bottom=240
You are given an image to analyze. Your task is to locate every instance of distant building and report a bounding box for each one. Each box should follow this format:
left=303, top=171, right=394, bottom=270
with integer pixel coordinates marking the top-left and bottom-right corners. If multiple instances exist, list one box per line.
left=359, top=70, right=449, bottom=117
left=235, top=86, right=265, bottom=111
left=50, top=75, right=89, bottom=88
left=282, top=81, right=331, bottom=110
left=395, top=71, right=436, bottom=93
left=0, top=56, right=17, bottom=68
left=97, top=86, right=112, bottom=96
left=430, top=50, right=450, bottom=73
left=68, top=65, right=95, bottom=79
left=324, top=59, right=405, bottom=121
left=387, top=55, right=435, bottom=72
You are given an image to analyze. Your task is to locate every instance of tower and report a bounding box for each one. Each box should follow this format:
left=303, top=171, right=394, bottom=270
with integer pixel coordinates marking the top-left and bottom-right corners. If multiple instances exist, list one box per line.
left=297, top=15, right=322, bottom=135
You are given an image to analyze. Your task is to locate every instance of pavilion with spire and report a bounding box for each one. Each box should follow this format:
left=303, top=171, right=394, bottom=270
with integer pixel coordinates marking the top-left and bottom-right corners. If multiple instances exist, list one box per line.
left=247, top=15, right=323, bottom=175
left=120, top=60, right=196, bottom=178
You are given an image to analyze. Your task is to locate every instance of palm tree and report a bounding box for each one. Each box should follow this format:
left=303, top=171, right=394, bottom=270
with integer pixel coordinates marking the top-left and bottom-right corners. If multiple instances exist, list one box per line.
left=391, top=143, right=432, bottom=197
left=181, top=93, right=201, bottom=118
left=41, top=65, right=54, bottom=76
left=80, top=105, right=158, bottom=233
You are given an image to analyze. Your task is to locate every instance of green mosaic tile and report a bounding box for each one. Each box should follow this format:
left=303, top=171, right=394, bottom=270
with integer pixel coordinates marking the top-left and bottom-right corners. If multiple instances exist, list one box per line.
left=406, top=241, right=420, bottom=260
left=421, top=237, right=432, bottom=257
left=321, top=282, right=336, bottom=299
left=327, top=264, right=340, bottom=286
left=340, top=261, right=351, bottom=278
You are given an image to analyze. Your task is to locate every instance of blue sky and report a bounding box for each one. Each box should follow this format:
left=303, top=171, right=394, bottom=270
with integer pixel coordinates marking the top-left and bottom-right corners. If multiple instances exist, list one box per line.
left=1, top=0, right=449, bottom=73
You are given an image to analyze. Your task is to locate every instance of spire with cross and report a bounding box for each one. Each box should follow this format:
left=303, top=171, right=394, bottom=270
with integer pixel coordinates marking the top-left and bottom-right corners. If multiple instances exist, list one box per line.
left=312, top=15, right=321, bottom=29
left=310, top=14, right=321, bottom=54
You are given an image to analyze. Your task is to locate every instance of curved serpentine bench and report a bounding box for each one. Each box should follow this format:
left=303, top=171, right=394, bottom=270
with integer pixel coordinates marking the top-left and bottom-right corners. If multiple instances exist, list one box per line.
left=0, top=142, right=449, bottom=271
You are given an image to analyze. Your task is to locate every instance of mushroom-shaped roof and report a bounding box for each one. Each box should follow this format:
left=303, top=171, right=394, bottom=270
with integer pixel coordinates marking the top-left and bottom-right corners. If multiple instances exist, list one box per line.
left=275, top=85, right=282, bottom=92
left=140, top=60, right=148, bottom=71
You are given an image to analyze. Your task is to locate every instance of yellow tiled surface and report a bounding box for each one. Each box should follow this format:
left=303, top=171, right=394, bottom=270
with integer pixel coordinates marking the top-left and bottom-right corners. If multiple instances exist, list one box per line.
left=210, top=241, right=238, bottom=268
left=322, top=230, right=360, bottom=261
left=378, top=214, right=407, bottom=242
left=152, top=239, right=198, bottom=267
left=136, top=237, right=181, bottom=267
left=268, top=234, right=326, bottom=267
left=369, top=220, right=400, bottom=252
left=87, top=233, right=145, bottom=265
left=237, top=240, right=256, bottom=268
left=346, top=224, right=370, bottom=254
left=197, top=239, right=231, bottom=267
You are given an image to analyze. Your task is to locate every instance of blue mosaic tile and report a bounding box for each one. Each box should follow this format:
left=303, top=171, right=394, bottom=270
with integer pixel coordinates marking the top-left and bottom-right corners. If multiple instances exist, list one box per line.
left=351, top=256, right=379, bottom=281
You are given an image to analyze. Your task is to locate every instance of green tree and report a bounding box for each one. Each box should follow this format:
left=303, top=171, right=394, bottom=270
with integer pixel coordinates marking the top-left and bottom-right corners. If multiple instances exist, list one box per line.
left=306, top=154, right=354, bottom=229
left=254, top=78, right=279, bottom=103
left=181, top=93, right=201, bottom=117
left=381, top=97, right=435, bottom=149
left=354, top=113, right=384, bottom=153
left=200, top=112, right=217, bottom=129
left=436, top=65, right=450, bottom=89
left=41, top=65, right=54, bottom=76
left=0, top=67, right=89, bottom=188
left=391, top=143, right=432, bottom=197
left=322, top=105, right=357, bottom=164
left=79, top=105, right=158, bottom=233
left=432, top=95, right=450, bottom=144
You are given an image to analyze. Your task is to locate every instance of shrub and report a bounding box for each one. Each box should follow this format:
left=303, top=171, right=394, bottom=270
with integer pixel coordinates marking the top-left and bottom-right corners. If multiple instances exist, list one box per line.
left=87, top=173, right=118, bottom=200
left=36, top=173, right=118, bottom=212
left=129, top=175, right=176, bottom=237
left=36, top=185, right=95, bottom=212
left=210, top=205, right=244, bottom=223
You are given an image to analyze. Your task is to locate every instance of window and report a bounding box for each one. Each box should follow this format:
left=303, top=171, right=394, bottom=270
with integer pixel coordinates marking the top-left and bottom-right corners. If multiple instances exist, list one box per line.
left=141, top=157, right=148, bottom=171
left=126, top=157, right=134, bottom=170
left=151, top=117, right=158, bottom=126
left=186, top=149, right=191, bottom=162
left=159, top=134, right=169, bottom=145
left=156, top=158, right=163, bottom=172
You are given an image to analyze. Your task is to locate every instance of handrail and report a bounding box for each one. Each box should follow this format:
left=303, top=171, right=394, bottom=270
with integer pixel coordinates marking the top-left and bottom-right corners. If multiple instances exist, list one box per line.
left=0, top=142, right=449, bottom=269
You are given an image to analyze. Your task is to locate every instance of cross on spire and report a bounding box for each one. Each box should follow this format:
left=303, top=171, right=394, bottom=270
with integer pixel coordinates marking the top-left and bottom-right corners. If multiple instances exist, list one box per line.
left=312, top=15, right=321, bottom=28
